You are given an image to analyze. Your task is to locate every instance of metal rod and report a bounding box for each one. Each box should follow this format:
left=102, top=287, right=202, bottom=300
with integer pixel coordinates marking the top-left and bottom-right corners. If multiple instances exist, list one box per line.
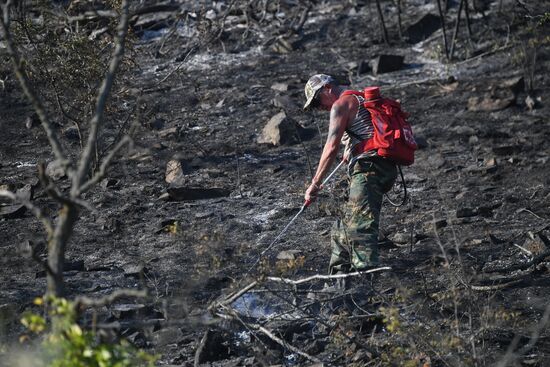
left=246, top=160, right=346, bottom=275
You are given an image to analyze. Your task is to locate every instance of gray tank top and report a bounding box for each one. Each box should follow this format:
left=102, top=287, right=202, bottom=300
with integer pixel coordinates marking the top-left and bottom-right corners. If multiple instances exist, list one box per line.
left=343, top=94, right=377, bottom=163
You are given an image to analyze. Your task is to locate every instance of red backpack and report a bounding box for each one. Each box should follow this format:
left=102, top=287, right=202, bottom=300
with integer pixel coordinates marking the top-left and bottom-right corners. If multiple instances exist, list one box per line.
left=342, top=87, right=417, bottom=166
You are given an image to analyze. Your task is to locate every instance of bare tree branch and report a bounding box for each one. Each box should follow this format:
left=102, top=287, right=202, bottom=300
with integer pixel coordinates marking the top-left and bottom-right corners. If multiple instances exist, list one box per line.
left=74, top=289, right=148, bottom=310
left=72, top=0, right=130, bottom=196
left=76, top=135, right=132, bottom=196
left=267, top=267, right=392, bottom=285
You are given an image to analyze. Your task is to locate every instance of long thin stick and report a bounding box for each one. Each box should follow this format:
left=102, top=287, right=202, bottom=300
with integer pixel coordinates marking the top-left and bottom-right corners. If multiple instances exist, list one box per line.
left=436, top=0, right=450, bottom=60
left=246, top=160, right=345, bottom=274
left=267, top=267, right=391, bottom=285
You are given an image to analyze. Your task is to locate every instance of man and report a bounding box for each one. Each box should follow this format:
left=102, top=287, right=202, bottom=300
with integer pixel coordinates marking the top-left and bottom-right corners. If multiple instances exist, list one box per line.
left=303, top=74, right=398, bottom=275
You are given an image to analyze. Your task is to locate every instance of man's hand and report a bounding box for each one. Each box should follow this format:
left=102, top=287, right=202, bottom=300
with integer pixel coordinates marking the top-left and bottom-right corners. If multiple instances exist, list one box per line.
left=304, top=182, right=322, bottom=203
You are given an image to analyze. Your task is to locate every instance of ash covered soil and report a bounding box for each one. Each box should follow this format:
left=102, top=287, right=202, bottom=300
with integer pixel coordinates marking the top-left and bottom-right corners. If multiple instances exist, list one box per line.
left=1, top=0, right=550, bottom=366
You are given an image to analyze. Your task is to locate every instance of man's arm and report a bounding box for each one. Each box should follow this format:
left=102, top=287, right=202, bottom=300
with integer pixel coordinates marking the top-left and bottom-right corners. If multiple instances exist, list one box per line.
left=305, top=100, right=351, bottom=202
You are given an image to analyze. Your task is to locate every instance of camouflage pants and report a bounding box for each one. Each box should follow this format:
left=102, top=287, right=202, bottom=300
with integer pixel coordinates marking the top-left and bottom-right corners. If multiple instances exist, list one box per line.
left=329, top=157, right=397, bottom=274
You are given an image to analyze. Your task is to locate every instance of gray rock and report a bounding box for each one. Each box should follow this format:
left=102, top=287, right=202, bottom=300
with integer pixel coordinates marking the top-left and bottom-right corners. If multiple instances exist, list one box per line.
left=468, top=91, right=515, bottom=112
left=25, top=113, right=40, bottom=129
left=276, top=250, right=303, bottom=260
left=148, top=118, right=166, bottom=130
left=371, top=54, right=404, bottom=75
left=272, top=95, right=298, bottom=111
left=415, top=135, right=429, bottom=149
left=392, top=232, right=409, bottom=244
left=152, top=327, right=184, bottom=347
left=405, top=13, right=441, bottom=43
left=271, top=82, right=288, bottom=92
left=456, top=207, right=477, bottom=218
left=357, top=59, right=371, bottom=75
left=0, top=204, right=26, bottom=219
left=257, top=111, right=300, bottom=146
left=46, top=160, right=66, bottom=180
left=165, top=159, right=184, bottom=184
left=158, top=127, right=178, bottom=138
left=16, top=184, right=33, bottom=201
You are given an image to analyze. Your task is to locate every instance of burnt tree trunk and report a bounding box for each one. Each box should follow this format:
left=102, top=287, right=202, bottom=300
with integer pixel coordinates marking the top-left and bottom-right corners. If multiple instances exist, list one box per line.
left=374, top=0, right=389, bottom=45
left=47, top=204, right=78, bottom=296
left=436, top=0, right=450, bottom=60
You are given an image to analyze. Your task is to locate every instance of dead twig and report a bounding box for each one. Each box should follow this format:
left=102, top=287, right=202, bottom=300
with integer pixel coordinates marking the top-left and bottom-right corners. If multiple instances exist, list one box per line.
left=74, top=289, right=148, bottom=310
left=220, top=305, right=322, bottom=364
left=266, top=267, right=391, bottom=285
left=71, top=0, right=130, bottom=197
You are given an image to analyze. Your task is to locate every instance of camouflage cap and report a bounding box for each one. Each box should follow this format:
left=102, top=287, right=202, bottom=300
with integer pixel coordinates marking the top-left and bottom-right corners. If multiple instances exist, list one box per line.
left=303, top=74, right=335, bottom=110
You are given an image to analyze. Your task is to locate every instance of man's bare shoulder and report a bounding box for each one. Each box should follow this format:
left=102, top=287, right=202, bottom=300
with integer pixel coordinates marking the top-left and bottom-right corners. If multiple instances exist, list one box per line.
left=334, top=94, right=358, bottom=110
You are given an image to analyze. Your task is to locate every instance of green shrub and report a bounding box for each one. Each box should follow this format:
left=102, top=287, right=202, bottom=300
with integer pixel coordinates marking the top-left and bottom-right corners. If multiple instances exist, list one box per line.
left=20, top=296, right=156, bottom=367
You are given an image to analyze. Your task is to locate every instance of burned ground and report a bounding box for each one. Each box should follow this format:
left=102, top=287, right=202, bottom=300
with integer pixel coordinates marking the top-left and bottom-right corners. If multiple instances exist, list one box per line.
left=1, top=0, right=550, bottom=366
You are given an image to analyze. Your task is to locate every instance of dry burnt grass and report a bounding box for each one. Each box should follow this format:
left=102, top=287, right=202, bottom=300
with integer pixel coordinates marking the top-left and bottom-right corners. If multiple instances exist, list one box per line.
left=1, top=0, right=550, bottom=366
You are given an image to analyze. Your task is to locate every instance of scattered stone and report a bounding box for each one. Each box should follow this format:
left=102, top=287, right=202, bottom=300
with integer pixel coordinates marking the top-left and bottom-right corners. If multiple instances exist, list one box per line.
left=152, top=327, right=184, bottom=347
left=271, top=37, right=301, bottom=54
left=158, top=192, right=170, bottom=201
left=371, top=54, right=404, bottom=75
left=456, top=207, right=477, bottom=218
left=453, top=125, right=476, bottom=135
left=195, top=211, right=214, bottom=219
left=525, top=95, right=536, bottom=111
left=62, top=126, right=80, bottom=141
left=0, top=204, right=26, bottom=219
left=492, top=145, right=522, bottom=156
left=167, top=185, right=230, bottom=201
left=111, top=303, right=147, bottom=319
left=257, top=111, right=302, bottom=146
left=101, top=178, right=119, bottom=189
left=122, top=263, right=149, bottom=277
left=276, top=250, right=303, bottom=260
left=148, top=118, right=165, bottom=130
left=271, top=82, right=288, bottom=92
left=502, top=76, right=524, bottom=96
left=426, top=154, right=446, bottom=168
left=25, top=113, right=40, bottom=129
left=16, top=184, right=33, bottom=201
left=392, top=232, right=409, bottom=244
left=272, top=95, right=298, bottom=110
left=414, top=135, right=429, bottom=149
left=434, top=218, right=447, bottom=229
left=17, top=240, right=46, bottom=257
left=357, top=59, right=371, bottom=74
left=522, top=233, right=547, bottom=255
left=35, top=260, right=85, bottom=278
left=405, top=13, right=441, bottom=43
left=468, top=90, right=516, bottom=111
left=165, top=159, right=184, bottom=184
left=45, top=160, right=66, bottom=180
left=403, top=172, right=426, bottom=183
left=158, top=127, right=178, bottom=138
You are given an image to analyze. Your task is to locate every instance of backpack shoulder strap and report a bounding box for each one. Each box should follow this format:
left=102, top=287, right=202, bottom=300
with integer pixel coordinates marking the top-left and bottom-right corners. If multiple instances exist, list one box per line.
left=341, top=90, right=363, bottom=97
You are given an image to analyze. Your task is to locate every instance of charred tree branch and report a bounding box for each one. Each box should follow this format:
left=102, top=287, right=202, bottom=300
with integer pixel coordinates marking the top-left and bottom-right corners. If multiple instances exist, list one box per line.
left=77, top=135, right=132, bottom=196
left=74, top=289, right=148, bottom=311
left=72, top=0, right=130, bottom=196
